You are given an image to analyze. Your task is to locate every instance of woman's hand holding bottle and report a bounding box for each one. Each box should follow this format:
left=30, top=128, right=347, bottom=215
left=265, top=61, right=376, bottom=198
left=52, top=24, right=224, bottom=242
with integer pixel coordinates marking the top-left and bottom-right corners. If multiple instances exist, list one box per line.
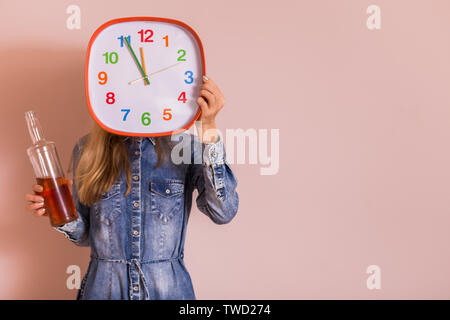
left=24, top=180, right=73, bottom=217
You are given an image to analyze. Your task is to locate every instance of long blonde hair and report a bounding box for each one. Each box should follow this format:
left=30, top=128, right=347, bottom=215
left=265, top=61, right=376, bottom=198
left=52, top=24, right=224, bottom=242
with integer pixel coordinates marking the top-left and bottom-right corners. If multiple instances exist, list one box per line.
left=71, top=124, right=164, bottom=206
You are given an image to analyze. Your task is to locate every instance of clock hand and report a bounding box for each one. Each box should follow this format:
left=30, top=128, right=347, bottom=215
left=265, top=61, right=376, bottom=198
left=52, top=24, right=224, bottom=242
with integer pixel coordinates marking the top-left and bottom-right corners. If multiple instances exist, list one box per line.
left=128, top=62, right=182, bottom=85
left=139, top=47, right=149, bottom=86
left=124, top=36, right=150, bottom=85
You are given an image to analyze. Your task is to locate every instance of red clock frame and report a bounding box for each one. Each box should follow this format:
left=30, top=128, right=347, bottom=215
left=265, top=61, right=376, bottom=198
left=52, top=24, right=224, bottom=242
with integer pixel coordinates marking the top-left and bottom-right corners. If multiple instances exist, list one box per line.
left=85, top=17, right=206, bottom=137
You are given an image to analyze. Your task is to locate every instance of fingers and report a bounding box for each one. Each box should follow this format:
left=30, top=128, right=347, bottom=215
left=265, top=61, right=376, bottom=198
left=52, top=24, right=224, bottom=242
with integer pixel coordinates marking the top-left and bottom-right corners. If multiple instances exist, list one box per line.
left=201, top=75, right=222, bottom=92
left=25, top=183, right=46, bottom=217
left=33, top=184, right=43, bottom=193
left=67, top=179, right=73, bottom=187
left=199, top=89, right=216, bottom=105
left=24, top=192, right=44, bottom=203
left=26, top=198, right=46, bottom=217
left=200, top=83, right=216, bottom=95
left=197, top=96, right=209, bottom=112
left=33, top=208, right=47, bottom=217
left=200, top=75, right=225, bottom=108
left=200, top=83, right=218, bottom=97
left=27, top=201, right=44, bottom=211
left=202, top=75, right=216, bottom=88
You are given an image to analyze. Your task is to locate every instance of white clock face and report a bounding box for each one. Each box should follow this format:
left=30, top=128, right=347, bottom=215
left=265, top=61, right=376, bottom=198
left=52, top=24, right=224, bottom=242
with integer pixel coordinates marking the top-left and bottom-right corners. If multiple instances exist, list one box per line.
left=86, top=18, right=204, bottom=136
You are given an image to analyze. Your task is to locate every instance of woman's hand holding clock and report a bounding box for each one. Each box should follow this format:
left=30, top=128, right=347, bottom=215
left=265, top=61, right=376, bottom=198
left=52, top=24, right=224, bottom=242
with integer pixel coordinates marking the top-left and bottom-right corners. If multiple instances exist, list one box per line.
left=196, top=75, right=225, bottom=144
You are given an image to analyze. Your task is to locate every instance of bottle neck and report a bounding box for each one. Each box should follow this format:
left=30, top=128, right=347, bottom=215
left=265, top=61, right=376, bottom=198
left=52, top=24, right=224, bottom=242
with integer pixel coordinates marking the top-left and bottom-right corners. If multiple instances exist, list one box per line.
left=25, top=111, right=46, bottom=145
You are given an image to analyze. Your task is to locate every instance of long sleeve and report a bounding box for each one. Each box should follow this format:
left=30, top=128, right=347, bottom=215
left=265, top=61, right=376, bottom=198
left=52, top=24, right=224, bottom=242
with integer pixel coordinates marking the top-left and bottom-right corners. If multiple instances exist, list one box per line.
left=53, top=141, right=90, bottom=246
left=189, top=134, right=239, bottom=224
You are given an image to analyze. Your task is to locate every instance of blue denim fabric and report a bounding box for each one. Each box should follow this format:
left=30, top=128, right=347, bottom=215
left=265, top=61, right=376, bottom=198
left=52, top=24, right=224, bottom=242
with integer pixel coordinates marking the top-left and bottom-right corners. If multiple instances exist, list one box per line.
left=54, top=133, right=239, bottom=300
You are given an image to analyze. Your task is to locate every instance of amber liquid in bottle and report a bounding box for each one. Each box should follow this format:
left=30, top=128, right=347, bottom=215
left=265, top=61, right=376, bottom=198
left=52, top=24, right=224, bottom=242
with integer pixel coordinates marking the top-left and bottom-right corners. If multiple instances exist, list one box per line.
left=26, top=110, right=78, bottom=227
left=35, top=177, right=77, bottom=227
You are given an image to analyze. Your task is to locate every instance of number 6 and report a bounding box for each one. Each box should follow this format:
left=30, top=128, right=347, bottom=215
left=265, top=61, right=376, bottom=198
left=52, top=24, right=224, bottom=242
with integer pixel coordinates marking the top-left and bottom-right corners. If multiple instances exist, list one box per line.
left=141, top=112, right=151, bottom=126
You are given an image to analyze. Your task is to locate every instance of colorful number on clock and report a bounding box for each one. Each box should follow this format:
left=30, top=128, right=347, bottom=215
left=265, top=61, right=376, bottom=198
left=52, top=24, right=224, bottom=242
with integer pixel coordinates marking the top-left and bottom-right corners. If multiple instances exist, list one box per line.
left=177, top=49, right=186, bottom=61
left=103, top=51, right=118, bottom=64
left=121, top=109, right=130, bottom=121
left=98, top=72, right=107, bottom=85
left=178, top=92, right=187, bottom=103
left=138, top=29, right=154, bottom=42
left=163, top=108, right=172, bottom=121
left=141, top=112, right=151, bottom=126
left=184, top=71, right=194, bottom=84
left=117, top=35, right=131, bottom=47
left=106, top=92, right=115, bottom=104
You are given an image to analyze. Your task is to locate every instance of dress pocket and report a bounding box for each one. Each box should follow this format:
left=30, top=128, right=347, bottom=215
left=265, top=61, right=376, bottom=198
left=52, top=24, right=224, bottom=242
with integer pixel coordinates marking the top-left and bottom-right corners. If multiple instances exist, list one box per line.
left=93, top=182, right=122, bottom=226
left=150, top=181, right=184, bottom=224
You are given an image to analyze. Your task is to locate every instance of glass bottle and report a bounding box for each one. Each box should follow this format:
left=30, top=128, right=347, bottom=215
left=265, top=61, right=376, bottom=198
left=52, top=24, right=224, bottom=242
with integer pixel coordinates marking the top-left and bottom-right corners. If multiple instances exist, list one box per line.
left=25, top=110, right=78, bottom=227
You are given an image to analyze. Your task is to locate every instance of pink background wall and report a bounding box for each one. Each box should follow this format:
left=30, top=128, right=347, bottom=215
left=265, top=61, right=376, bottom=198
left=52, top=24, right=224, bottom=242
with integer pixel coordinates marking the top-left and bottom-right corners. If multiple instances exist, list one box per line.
left=1, top=0, right=450, bottom=299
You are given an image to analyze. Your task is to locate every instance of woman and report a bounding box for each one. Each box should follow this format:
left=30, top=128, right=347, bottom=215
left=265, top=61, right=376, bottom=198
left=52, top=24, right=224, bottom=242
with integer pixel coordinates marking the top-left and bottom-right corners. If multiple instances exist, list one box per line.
left=24, top=75, right=239, bottom=299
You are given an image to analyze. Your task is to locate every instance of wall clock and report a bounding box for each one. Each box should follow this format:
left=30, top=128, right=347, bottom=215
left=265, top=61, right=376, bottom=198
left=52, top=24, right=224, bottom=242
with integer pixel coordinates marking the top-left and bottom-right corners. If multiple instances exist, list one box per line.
left=86, top=17, right=205, bottom=136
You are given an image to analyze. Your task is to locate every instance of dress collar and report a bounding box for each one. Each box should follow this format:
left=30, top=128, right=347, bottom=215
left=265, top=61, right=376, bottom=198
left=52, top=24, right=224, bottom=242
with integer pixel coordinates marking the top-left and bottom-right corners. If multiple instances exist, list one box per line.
left=123, top=136, right=156, bottom=145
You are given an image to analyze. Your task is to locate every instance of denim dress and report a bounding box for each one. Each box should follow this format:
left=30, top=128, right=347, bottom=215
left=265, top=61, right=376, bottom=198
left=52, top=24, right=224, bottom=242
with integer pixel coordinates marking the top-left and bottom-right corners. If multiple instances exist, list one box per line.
left=54, top=133, right=239, bottom=300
